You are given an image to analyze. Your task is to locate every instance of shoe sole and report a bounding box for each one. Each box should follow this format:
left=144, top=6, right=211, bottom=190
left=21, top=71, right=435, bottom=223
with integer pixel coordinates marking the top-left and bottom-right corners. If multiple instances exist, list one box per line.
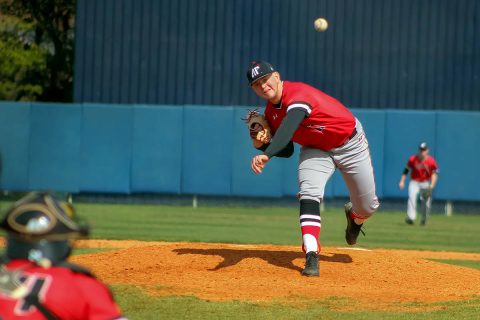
left=344, top=202, right=356, bottom=245
left=302, top=270, right=319, bottom=277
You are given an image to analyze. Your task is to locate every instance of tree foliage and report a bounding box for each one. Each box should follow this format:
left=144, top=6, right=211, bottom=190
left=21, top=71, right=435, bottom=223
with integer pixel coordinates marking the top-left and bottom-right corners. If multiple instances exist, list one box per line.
left=0, top=0, right=75, bottom=102
left=0, top=16, right=47, bottom=100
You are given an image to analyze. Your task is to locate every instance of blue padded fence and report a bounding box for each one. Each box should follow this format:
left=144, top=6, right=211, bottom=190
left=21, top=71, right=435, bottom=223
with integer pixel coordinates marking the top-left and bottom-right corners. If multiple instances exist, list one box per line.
left=0, top=102, right=479, bottom=201
left=131, top=105, right=183, bottom=193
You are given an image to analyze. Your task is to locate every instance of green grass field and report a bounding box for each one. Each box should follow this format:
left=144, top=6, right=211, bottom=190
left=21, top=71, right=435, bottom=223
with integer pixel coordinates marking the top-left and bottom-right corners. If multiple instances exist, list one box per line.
left=71, top=202, right=480, bottom=253
left=1, top=201, right=479, bottom=319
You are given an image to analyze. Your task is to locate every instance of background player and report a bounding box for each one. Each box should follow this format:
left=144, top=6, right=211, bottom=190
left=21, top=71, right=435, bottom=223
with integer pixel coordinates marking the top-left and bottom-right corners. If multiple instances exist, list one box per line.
left=399, top=142, right=439, bottom=225
left=0, top=192, right=126, bottom=320
left=246, top=61, right=380, bottom=277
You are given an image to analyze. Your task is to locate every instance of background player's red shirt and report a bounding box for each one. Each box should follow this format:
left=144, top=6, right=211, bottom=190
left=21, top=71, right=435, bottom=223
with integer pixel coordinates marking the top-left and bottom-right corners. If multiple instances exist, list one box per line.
left=264, top=81, right=356, bottom=151
left=407, top=155, right=438, bottom=182
left=0, top=260, right=125, bottom=320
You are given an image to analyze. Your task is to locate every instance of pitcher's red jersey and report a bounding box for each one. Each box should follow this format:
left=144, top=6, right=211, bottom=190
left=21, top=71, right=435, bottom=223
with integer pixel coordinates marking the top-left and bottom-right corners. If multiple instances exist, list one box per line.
left=264, top=81, right=356, bottom=151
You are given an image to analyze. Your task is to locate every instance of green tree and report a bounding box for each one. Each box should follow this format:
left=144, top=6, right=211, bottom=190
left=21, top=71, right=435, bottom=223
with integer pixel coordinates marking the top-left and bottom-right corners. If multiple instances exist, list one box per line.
left=0, top=15, right=47, bottom=100
left=0, top=0, right=75, bottom=102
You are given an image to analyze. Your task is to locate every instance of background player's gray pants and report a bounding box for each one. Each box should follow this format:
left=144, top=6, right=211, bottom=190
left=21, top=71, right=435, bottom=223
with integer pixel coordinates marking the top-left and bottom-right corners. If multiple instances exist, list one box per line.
left=298, top=119, right=379, bottom=218
left=408, top=180, right=432, bottom=224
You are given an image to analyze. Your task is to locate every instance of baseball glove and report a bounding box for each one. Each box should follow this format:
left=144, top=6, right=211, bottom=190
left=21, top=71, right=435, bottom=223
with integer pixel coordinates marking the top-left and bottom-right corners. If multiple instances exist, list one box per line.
left=243, top=109, right=272, bottom=144
left=420, top=187, right=433, bottom=199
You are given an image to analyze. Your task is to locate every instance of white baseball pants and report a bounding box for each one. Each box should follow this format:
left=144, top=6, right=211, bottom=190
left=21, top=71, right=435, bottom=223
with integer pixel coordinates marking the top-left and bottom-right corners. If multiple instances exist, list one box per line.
left=407, top=180, right=432, bottom=222
left=297, top=119, right=379, bottom=218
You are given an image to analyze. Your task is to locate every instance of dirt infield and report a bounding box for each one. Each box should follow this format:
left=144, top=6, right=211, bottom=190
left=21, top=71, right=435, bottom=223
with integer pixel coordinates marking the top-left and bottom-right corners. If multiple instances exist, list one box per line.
left=68, top=240, right=480, bottom=310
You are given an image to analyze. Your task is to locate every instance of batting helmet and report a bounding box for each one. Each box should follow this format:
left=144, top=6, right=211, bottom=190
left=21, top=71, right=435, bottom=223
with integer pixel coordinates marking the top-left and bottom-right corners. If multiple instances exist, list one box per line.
left=0, top=192, right=89, bottom=265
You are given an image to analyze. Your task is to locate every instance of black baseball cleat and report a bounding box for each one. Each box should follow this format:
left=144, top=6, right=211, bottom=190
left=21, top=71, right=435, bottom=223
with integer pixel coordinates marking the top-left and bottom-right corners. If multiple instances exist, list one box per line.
left=405, top=218, right=414, bottom=225
left=344, top=202, right=365, bottom=245
left=302, top=252, right=320, bottom=277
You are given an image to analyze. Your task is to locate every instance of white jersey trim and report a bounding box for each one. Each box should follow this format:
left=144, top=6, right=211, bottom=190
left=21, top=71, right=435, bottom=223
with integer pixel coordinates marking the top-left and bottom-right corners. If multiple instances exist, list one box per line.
left=287, top=103, right=312, bottom=115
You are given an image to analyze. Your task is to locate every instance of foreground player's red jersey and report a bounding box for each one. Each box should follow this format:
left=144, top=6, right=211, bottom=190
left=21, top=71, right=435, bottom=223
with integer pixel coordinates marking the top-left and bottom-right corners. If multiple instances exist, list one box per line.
left=264, top=81, right=356, bottom=151
left=0, top=260, right=124, bottom=320
left=407, top=155, right=438, bottom=182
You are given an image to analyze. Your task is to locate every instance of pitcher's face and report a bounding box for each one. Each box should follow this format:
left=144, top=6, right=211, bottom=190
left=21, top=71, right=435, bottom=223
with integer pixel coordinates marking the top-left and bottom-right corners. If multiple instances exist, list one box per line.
left=251, top=72, right=282, bottom=104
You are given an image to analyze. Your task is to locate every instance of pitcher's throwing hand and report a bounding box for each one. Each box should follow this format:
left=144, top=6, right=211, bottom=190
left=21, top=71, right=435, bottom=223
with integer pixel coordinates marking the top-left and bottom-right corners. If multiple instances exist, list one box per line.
left=251, top=154, right=270, bottom=174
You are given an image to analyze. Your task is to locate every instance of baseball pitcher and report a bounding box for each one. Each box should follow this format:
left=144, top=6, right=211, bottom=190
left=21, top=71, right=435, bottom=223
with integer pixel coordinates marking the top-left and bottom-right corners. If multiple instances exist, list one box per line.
left=245, top=61, right=380, bottom=277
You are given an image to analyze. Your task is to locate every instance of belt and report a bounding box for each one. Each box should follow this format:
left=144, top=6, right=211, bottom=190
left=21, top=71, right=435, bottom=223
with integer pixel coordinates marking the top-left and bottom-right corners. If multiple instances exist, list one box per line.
left=337, top=127, right=358, bottom=148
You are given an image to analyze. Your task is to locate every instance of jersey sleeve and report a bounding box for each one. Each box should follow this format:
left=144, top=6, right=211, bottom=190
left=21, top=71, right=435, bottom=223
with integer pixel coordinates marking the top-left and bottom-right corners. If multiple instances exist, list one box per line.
left=76, top=275, right=125, bottom=320
left=286, top=102, right=312, bottom=117
left=406, top=156, right=414, bottom=169
left=264, top=108, right=305, bottom=158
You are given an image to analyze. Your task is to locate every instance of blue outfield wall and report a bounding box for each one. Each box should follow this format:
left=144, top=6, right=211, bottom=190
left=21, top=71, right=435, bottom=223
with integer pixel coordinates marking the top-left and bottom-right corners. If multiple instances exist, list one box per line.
left=0, top=102, right=30, bottom=190
left=0, top=102, right=479, bottom=201
left=131, top=105, right=183, bottom=193
left=80, top=104, right=133, bottom=193
left=29, top=103, right=82, bottom=192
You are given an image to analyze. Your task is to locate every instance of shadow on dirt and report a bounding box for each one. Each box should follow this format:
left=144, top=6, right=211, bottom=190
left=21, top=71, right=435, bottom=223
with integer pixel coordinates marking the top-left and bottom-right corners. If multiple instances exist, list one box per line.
left=173, top=248, right=352, bottom=272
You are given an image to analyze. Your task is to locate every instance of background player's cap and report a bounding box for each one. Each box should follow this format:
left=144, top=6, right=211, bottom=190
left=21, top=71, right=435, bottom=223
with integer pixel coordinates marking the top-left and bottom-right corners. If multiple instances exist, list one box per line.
left=419, top=142, right=428, bottom=150
left=246, top=61, right=276, bottom=85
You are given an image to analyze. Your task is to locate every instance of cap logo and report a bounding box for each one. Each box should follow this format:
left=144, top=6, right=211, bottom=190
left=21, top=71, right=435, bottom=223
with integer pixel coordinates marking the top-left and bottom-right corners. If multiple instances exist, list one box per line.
left=251, top=66, right=260, bottom=78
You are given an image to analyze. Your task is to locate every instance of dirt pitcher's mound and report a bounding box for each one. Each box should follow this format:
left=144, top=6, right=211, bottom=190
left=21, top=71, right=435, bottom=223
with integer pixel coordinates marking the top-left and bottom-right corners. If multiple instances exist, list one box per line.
left=71, top=240, right=480, bottom=310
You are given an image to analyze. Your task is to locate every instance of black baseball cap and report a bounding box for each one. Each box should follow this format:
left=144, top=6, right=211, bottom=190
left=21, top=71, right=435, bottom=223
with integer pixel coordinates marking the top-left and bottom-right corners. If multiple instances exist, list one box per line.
left=246, top=61, right=276, bottom=85
left=419, top=142, right=428, bottom=150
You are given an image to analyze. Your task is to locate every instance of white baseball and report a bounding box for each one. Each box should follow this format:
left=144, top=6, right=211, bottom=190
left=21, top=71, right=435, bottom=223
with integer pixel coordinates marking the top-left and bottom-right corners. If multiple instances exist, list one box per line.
left=314, top=18, right=328, bottom=32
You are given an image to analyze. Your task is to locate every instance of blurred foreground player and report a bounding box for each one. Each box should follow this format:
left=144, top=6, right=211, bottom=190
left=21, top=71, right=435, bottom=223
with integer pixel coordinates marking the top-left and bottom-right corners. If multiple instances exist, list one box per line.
left=0, top=192, right=126, bottom=320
